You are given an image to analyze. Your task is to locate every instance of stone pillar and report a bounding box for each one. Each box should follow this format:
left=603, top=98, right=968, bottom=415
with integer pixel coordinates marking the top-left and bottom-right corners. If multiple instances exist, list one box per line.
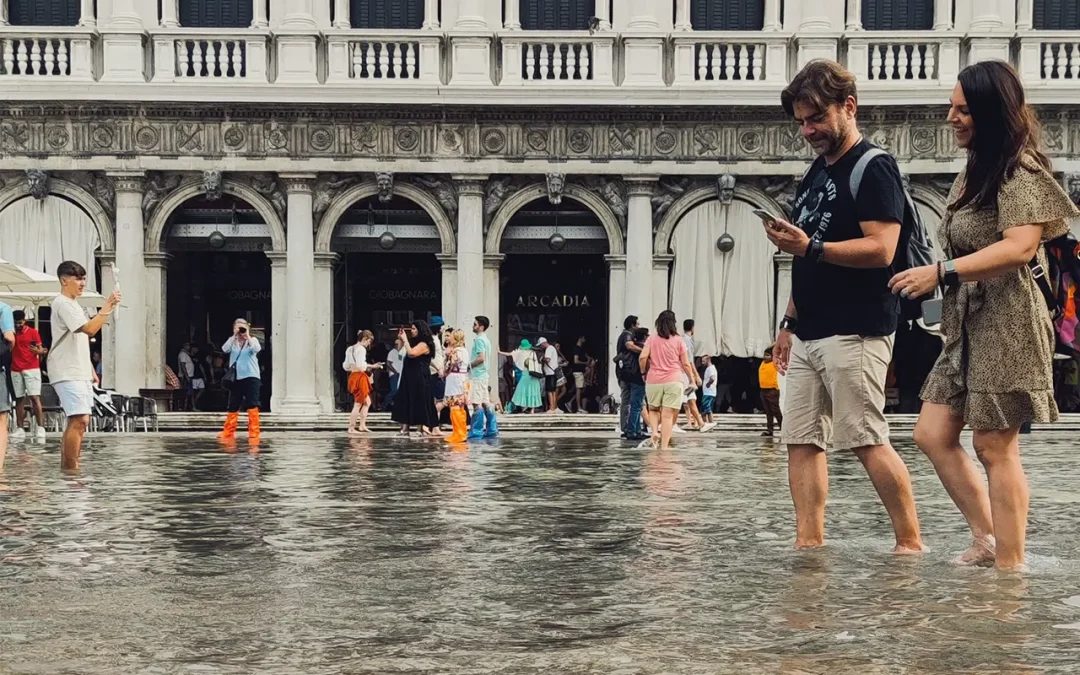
left=252, top=0, right=269, bottom=28
left=595, top=0, right=611, bottom=30
left=79, top=0, right=97, bottom=26
left=437, top=254, right=458, bottom=338
left=455, top=0, right=486, bottom=29
left=794, top=0, right=842, bottom=65
left=1016, top=0, right=1033, bottom=31
left=763, top=0, right=782, bottom=30
left=109, top=173, right=147, bottom=395
left=101, top=0, right=146, bottom=81
left=280, top=174, right=320, bottom=415
left=502, top=0, right=520, bottom=30
left=935, top=0, right=954, bottom=30
left=622, top=0, right=665, bottom=86
left=332, top=0, right=349, bottom=28
left=845, top=0, right=861, bottom=30
left=483, top=254, right=503, bottom=399
left=277, top=0, right=319, bottom=83
left=455, top=175, right=486, bottom=346
left=673, top=0, right=691, bottom=30
left=265, top=251, right=288, bottom=413
left=423, top=0, right=440, bottom=29
left=624, top=177, right=657, bottom=327
left=605, top=255, right=626, bottom=397
left=774, top=253, right=793, bottom=336
left=0, top=1, right=7, bottom=26
left=95, top=252, right=116, bottom=388
left=449, top=0, right=491, bottom=84
left=144, top=253, right=171, bottom=389
left=652, top=254, right=674, bottom=318
left=314, top=252, right=338, bottom=413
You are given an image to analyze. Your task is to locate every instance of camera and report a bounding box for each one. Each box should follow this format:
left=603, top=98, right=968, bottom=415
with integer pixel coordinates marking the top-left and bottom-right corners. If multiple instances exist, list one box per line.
left=238, top=326, right=247, bottom=334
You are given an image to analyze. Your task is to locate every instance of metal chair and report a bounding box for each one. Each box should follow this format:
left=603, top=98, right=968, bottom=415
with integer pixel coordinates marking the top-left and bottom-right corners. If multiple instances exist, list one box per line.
left=38, top=383, right=67, bottom=432
left=126, top=397, right=159, bottom=432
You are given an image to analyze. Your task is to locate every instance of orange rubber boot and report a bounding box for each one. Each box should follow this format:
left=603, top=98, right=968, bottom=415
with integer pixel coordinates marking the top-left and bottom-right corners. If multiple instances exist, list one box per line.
left=247, top=408, right=261, bottom=441
left=446, top=408, right=468, bottom=443
left=218, top=411, right=239, bottom=440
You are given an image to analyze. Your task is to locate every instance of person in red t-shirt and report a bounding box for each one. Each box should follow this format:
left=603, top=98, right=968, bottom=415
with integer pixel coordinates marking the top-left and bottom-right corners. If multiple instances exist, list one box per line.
left=10, top=311, right=48, bottom=442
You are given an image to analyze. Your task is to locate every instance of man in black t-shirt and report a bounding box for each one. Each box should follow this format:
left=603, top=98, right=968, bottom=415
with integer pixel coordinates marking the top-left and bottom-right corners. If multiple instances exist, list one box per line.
left=764, top=60, right=923, bottom=555
left=614, top=315, right=641, bottom=437
left=572, top=336, right=590, bottom=414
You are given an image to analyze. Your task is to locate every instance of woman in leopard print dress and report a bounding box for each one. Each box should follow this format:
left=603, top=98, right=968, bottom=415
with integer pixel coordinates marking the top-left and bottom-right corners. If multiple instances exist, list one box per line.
left=888, top=61, right=1079, bottom=571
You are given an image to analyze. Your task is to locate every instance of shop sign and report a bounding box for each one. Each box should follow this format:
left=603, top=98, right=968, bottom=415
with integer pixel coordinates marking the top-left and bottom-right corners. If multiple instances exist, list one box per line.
left=515, top=295, right=590, bottom=308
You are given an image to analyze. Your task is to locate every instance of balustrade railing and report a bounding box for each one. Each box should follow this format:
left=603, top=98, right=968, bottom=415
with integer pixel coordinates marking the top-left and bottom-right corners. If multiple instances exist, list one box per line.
left=151, top=30, right=269, bottom=83
left=500, top=33, right=615, bottom=85
left=0, top=28, right=94, bottom=79
left=846, top=33, right=959, bottom=87
left=673, top=33, right=788, bottom=85
left=326, top=31, right=441, bottom=83
left=1018, top=32, right=1080, bottom=83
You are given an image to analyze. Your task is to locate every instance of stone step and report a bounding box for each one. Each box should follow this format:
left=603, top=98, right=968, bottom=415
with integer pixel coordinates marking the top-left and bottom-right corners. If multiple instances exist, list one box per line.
left=154, top=412, right=1080, bottom=433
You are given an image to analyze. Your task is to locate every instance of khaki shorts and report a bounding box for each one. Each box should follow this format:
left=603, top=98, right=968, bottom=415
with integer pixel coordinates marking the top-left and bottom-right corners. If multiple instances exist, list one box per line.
left=11, top=368, right=42, bottom=398
left=646, top=381, right=684, bottom=410
left=783, top=334, right=894, bottom=451
left=467, top=378, right=490, bottom=406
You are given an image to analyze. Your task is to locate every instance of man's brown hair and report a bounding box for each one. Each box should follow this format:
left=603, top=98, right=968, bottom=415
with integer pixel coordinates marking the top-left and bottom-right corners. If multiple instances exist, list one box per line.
left=781, top=59, right=858, bottom=117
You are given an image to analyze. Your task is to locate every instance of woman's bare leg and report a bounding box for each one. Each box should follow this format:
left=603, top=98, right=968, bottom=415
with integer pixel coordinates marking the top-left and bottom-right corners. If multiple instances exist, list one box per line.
left=973, top=427, right=1028, bottom=571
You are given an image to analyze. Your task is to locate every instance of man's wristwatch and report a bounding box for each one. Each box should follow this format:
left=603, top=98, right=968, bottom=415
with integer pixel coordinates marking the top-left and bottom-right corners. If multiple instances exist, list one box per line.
left=779, top=316, right=798, bottom=333
left=943, top=260, right=960, bottom=288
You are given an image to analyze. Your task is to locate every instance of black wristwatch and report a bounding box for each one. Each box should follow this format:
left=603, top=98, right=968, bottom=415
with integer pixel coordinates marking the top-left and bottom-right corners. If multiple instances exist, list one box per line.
left=943, top=259, right=960, bottom=288
left=779, top=316, right=798, bottom=333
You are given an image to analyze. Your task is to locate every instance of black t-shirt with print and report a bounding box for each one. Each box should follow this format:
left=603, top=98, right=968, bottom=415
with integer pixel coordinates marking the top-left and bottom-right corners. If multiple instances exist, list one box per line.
left=790, top=140, right=906, bottom=341
left=573, top=345, right=589, bottom=372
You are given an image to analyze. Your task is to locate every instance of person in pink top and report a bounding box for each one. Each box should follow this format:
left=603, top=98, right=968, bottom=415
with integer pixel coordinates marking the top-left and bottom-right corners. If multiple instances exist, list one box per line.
left=639, top=310, right=702, bottom=450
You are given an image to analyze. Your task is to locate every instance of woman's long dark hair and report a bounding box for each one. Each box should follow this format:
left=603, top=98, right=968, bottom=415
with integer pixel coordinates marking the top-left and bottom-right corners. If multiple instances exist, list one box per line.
left=954, top=60, right=1051, bottom=212
left=655, top=310, right=678, bottom=339
left=411, top=320, right=434, bottom=351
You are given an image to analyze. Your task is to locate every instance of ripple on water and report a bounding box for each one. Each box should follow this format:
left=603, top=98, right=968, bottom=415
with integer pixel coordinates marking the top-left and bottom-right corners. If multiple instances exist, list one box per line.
left=1, top=432, right=1080, bottom=673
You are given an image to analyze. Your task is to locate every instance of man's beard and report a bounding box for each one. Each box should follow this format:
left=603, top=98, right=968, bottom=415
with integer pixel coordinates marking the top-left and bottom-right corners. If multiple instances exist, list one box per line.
left=817, top=127, right=849, bottom=156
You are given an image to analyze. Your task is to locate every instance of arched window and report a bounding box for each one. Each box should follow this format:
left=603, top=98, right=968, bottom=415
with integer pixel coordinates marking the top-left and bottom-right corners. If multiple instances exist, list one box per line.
left=348, top=0, right=425, bottom=29
left=1035, top=0, right=1080, bottom=29
left=690, top=0, right=763, bottom=31
left=520, top=0, right=594, bottom=31
left=860, top=0, right=934, bottom=30
left=8, top=0, right=79, bottom=26
left=179, top=0, right=252, bottom=28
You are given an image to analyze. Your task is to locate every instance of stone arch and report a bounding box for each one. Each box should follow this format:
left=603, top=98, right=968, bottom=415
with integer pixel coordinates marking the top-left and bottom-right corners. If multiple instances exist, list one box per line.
left=0, top=177, right=115, bottom=252
left=145, top=177, right=287, bottom=253
left=654, top=184, right=787, bottom=256
left=315, top=181, right=456, bottom=255
left=909, top=183, right=948, bottom=219
left=486, top=183, right=625, bottom=256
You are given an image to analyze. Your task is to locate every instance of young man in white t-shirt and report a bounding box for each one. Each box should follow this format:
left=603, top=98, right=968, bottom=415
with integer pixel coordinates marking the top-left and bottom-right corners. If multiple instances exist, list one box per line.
left=47, top=261, right=120, bottom=471
left=701, top=355, right=718, bottom=425
left=538, top=337, right=560, bottom=414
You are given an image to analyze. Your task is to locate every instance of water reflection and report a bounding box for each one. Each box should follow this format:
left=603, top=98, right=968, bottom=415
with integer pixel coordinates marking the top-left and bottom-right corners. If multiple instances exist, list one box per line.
left=1, top=433, right=1079, bottom=673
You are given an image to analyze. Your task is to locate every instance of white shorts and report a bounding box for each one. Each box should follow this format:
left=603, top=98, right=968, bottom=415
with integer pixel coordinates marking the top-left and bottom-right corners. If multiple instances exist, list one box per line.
left=444, top=373, right=468, bottom=398
left=53, top=380, right=95, bottom=418
left=11, top=368, right=42, bottom=398
left=468, top=378, right=491, bottom=406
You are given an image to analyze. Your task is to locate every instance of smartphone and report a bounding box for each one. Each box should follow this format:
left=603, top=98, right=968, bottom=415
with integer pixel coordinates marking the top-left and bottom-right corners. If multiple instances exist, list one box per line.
left=921, top=298, right=943, bottom=326
left=753, top=209, right=782, bottom=226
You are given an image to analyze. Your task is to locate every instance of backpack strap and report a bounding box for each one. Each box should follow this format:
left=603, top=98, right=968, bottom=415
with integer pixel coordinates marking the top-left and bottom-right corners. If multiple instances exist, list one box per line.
left=1030, top=257, right=1061, bottom=321
left=849, top=147, right=889, bottom=201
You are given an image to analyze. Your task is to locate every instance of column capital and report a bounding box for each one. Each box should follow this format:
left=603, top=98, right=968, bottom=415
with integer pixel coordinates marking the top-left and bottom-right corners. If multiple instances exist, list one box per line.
left=143, top=252, right=173, bottom=269
left=314, top=251, right=339, bottom=268
left=774, top=252, right=794, bottom=269
left=265, top=251, right=289, bottom=266
left=483, top=254, right=505, bottom=270
left=452, top=175, right=488, bottom=196
left=107, top=171, right=146, bottom=193
left=436, top=252, right=458, bottom=270
left=605, top=254, right=627, bottom=271
left=624, top=175, right=660, bottom=196
left=652, top=254, right=674, bottom=270
left=95, top=250, right=116, bottom=264
left=280, top=173, right=317, bottom=194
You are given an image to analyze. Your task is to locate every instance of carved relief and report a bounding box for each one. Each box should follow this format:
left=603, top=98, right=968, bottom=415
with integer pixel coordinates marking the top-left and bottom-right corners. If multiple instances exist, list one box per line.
left=26, top=170, right=49, bottom=201
left=1067, top=173, right=1080, bottom=206
left=143, top=172, right=184, bottom=222
left=485, top=176, right=521, bottom=223
left=582, top=176, right=627, bottom=225
left=252, top=173, right=288, bottom=220
left=375, top=172, right=394, bottom=202
left=546, top=173, right=565, bottom=205
left=609, top=125, right=636, bottom=157
left=1, top=121, right=30, bottom=150
left=67, top=171, right=116, bottom=218
left=203, top=170, right=223, bottom=201
left=717, top=174, right=736, bottom=205
left=411, top=175, right=458, bottom=222
left=756, top=176, right=798, bottom=217
left=651, top=177, right=693, bottom=225
left=350, top=124, right=378, bottom=153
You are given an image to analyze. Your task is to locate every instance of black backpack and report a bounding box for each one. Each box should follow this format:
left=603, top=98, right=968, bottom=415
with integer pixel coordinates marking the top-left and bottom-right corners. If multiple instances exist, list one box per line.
left=849, top=146, right=939, bottom=321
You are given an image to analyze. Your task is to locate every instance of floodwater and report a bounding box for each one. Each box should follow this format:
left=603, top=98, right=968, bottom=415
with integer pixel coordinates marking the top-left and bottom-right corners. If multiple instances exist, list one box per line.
left=2, top=432, right=1080, bottom=674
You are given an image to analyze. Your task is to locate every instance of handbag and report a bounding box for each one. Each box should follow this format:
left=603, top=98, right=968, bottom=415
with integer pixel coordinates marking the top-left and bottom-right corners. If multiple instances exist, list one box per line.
left=222, top=341, right=244, bottom=386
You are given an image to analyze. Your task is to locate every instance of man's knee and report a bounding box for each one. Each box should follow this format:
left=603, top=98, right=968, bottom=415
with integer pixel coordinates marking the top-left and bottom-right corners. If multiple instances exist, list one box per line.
left=66, top=415, right=90, bottom=433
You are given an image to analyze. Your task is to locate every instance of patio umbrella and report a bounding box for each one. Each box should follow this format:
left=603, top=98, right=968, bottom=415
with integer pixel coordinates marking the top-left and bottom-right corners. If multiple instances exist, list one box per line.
left=0, top=258, right=106, bottom=311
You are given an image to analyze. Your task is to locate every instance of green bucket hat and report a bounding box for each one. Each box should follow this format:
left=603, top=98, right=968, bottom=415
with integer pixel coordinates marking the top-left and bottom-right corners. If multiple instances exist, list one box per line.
left=519, top=339, right=532, bottom=350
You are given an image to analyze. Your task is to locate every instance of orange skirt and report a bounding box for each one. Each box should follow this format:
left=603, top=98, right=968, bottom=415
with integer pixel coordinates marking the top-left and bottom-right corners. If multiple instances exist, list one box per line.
left=348, top=371, right=372, bottom=404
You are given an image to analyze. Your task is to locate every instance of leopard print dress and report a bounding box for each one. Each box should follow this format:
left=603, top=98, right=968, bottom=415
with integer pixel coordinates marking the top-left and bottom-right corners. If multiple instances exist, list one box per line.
left=920, top=155, right=1079, bottom=430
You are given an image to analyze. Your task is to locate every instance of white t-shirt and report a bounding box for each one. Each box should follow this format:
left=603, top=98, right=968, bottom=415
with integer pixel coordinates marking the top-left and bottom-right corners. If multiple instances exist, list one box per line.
left=702, top=364, right=718, bottom=397
left=47, top=294, right=92, bottom=383
left=178, top=350, right=195, bottom=378
left=343, top=344, right=368, bottom=372
left=542, top=345, right=558, bottom=376
left=387, top=346, right=406, bottom=377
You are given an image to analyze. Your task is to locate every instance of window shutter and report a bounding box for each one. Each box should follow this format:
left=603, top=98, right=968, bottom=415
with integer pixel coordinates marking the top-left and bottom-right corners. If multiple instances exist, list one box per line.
left=351, top=0, right=424, bottom=29
left=690, top=0, right=763, bottom=30
left=861, top=0, right=933, bottom=30
left=520, top=0, right=591, bottom=30
left=179, top=0, right=251, bottom=28
left=1035, top=0, right=1080, bottom=30
left=9, top=0, right=79, bottom=26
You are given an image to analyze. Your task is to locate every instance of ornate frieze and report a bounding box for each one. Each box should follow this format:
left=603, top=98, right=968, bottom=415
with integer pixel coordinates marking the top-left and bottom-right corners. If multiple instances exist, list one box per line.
left=5, top=104, right=1073, bottom=164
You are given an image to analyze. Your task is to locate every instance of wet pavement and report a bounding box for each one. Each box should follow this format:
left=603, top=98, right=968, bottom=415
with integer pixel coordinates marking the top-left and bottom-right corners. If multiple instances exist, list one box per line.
left=2, top=432, right=1080, bottom=674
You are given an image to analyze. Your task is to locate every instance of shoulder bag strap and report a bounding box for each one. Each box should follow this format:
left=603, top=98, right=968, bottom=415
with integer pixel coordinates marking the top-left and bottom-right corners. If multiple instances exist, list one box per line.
left=1029, top=257, right=1061, bottom=321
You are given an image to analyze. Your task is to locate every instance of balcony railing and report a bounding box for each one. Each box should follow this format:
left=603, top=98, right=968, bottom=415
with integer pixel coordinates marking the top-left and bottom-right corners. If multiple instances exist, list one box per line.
left=845, top=32, right=960, bottom=87
left=326, top=30, right=441, bottom=83
left=673, top=32, right=789, bottom=85
left=500, top=32, right=615, bottom=85
left=1018, top=32, right=1080, bottom=83
left=0, top=27, right=94, bottom=80
left=151, top=29, right=270, bottom=83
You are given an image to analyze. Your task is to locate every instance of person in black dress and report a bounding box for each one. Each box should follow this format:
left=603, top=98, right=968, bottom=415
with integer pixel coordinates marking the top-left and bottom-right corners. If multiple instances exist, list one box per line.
left=391, top=320, right=440, bottom=437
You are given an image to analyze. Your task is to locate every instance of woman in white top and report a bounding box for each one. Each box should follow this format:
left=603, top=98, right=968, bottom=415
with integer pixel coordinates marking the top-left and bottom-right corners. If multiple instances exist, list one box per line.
left=343, top=329, right=382, bottom=435
left=442, top=329, right=470, bottom=443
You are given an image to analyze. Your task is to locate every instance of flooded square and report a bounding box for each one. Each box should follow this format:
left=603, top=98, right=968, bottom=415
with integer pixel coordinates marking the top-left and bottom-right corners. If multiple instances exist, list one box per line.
left=2, top=432, right=1080, bottom=674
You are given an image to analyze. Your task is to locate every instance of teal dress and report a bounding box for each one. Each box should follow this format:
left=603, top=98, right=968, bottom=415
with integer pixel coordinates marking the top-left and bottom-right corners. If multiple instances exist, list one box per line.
left=511, top=349, right=543, bottom=410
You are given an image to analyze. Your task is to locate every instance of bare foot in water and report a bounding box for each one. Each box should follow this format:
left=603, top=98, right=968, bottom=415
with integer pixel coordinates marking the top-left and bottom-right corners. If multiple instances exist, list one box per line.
left=794, top=541, right=825, bottom=551
left=893, top=544, right=926, bottom=556
left=347, top=428, right=363, bottom=437
left=955, top=535, right=996, bottom=566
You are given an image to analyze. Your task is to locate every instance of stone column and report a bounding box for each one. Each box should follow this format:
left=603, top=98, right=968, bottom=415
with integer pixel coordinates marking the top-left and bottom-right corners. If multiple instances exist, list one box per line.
left=265, top=251, right=289, bottom=413
left=502, top=0, right=520, bottom=30
left=967, top=0, right=1011, bottom=63
left=109, top=173, right=147, bottom=395
left=449, top=0, right=490, bottom=84
left=455, top=175, right=486, bottom=346
left=1016, top=0, right=1033, bottom=30
left=314, top=252, right=338, bottom=413
left=280, top=174, right=320, bottom=415
left=763, top=0, right=782, bottom=30
left=605, top=255, right=626, bottom=397
left=673, top=0, right=691, bottom=30
left=252, top=0, right=269, bottom=28
left=845, top=0, right=861, bottom=30
left=935, top=0, right=954, bottom=30
left=624, top=177, right=657, bottom=327
left=79, top=0, right=97, bottom=26
left=483, top=254, right=503, bottom=399
left=144, top=253, right=171, bottom=389
left=0, top=1, right=7, bottom=26
left=652, top=254, right=674, bottom=318
left=436, top=254, right=458, bottom=338
left=332, top=0, right=349, bottom=28
left=101, top=0, right=145, bottom=81
left=95, top=252, right=116, bottom=388
left=774, top=253, right=793, bottom=336
left=423, top=0, right=440, bottom=29
left=622, top=0, right=664, bottom=86
left=276, top=0, right=319, bottom=83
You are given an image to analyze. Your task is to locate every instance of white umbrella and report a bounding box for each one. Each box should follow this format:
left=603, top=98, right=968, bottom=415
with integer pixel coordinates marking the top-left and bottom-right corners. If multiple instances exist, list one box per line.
left=0, top=257, right=56, bottom=291
left=0, top=290, right=106, bottom=309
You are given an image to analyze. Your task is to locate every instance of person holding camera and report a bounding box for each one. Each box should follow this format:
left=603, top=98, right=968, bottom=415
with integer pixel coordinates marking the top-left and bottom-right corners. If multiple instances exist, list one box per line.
left=218, top=318, right=262, bottom=442
left=9, top=310, right=47, bottom=442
